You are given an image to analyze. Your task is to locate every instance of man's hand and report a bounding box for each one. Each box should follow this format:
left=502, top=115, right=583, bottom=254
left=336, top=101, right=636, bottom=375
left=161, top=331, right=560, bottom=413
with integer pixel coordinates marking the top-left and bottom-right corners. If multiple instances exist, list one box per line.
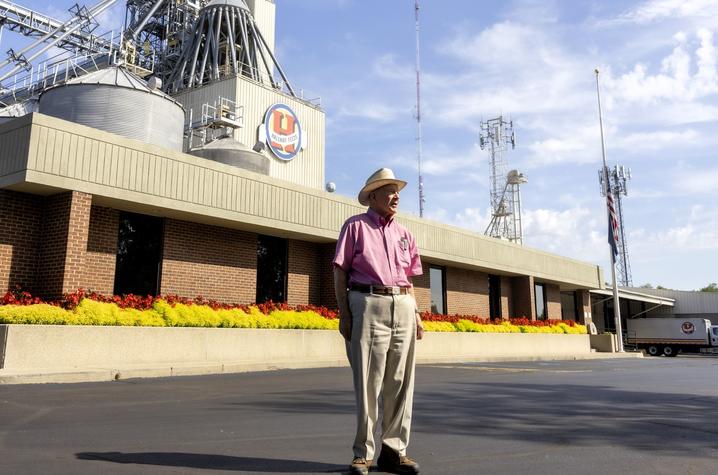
left=339, top=316, right=352, bottom=341
left=415, top=314, right=424, bottom=340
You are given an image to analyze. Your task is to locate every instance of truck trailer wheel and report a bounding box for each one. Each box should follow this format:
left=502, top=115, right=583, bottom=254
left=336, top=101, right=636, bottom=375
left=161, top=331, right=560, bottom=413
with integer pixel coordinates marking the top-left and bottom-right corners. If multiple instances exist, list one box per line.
left=646, top=345, right=661, bottom=356
left=663, top=346, right=678, bottom=357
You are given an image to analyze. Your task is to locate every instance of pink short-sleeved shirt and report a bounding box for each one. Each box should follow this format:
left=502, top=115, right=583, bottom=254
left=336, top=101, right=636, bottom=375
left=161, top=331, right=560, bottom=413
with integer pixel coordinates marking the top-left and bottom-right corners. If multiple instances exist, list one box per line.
left=333, top=208, right=423, bottom=287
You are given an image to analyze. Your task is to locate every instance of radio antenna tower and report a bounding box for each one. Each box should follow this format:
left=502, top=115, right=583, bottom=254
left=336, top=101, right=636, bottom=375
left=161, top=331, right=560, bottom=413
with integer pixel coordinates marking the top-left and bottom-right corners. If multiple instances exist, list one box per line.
left=599, top=164, right=632, bottom=286
left=414, top=0, right=425, bottom=217
left=480, top=115, right=527, bottom=243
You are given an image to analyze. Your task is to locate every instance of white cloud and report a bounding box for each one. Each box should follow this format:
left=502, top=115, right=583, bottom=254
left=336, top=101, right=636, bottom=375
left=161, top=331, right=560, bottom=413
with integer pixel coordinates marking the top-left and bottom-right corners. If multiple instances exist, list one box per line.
left=443, top=207, right=493, bottom=233
left=373, top=54, right=413, bottom=81
left=524, top=124, right=601, bottom=167
left=430, top=203, right=606, bottom=263
left=607, top=0, right=718, bottom=25
left=428, top=21, right=591, bottom=129
left=337, top=102, right=406, bottom=122
left=634, top=223, right=718, bottom=251
left=421, top=143, right=484, bottom=176
left=521, top=207, right=605, bottom=260
left=603, top=29, right=718, bottom=104
left=628, top=188, right=668, bottom=199
left=614, top=129, right=700, bottom=151
left=674, top=166, right=718, bottom=195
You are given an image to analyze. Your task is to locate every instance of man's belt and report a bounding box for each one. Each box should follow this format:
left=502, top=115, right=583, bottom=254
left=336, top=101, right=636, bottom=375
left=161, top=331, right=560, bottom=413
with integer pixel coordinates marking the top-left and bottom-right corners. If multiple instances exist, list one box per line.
left=350, top=284, right=410, bottom=295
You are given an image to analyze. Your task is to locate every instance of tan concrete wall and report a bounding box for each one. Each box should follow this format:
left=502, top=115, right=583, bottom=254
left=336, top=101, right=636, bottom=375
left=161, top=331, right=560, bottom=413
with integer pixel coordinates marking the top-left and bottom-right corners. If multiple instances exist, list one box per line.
left=0, top=325, right=592, bottom=375
left=590, top=334, right=617, bottom=352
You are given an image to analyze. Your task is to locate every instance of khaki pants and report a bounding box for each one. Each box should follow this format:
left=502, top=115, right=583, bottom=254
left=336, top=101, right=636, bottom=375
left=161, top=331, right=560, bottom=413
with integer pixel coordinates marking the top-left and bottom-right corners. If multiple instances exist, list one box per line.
left=347, top=290, right=417, bottom=460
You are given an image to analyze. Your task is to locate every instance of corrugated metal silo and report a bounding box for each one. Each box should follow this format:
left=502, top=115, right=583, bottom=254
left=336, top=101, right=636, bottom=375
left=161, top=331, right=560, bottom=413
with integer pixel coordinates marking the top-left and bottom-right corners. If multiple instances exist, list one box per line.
left=39, top=67, right=185, bottom=151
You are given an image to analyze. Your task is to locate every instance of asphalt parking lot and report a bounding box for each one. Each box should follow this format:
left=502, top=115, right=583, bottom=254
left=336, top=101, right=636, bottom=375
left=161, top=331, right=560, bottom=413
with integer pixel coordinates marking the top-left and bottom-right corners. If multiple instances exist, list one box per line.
left=2, top=355, right=717, bottom=475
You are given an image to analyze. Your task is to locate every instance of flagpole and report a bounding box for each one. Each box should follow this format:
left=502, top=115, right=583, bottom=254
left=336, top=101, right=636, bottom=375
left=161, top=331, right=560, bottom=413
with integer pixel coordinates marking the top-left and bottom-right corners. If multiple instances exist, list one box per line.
left=595, top=68, right=624, bottom=352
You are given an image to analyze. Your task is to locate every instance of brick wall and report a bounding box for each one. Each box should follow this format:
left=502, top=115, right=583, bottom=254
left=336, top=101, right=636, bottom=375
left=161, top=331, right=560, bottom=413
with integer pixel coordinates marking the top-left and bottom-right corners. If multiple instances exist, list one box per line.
left=511, top=275, right=535, bottom=319
left=500, top=276, right=513, bottom=319
left=287, top=239, right=321, bottom=306
left=84, top=206, right=119, bottom=295
left=546, top=283, right=561, bottom=319
left=37, top=191, right=92, bottom=298
left=60, top=191, right=92, bottom=295
left=446, top=267, right=489, bottom=316
left=0, top=190, right=43, bottom=293
left=412, top=259, right=431, bottom=312
left=161, top=219, right=257, bottom=303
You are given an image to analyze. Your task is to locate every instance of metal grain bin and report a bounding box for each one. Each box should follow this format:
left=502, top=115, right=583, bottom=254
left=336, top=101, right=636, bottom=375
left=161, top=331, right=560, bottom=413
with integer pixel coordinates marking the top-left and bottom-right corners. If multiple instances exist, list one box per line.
left=190, top=137, right=270, bottom=175
left=39, top=67, right=185, bottom=152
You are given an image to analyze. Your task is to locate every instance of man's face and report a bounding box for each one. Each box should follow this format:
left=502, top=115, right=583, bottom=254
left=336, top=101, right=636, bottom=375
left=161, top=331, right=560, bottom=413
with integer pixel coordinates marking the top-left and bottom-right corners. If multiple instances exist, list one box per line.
left=369, top=184, right=400, bottom=218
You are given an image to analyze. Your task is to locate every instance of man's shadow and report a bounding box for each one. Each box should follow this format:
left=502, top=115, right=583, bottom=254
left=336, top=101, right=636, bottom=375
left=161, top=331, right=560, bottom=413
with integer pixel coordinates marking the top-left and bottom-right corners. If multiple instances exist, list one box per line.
left=76, top=452, right=346, bottom=473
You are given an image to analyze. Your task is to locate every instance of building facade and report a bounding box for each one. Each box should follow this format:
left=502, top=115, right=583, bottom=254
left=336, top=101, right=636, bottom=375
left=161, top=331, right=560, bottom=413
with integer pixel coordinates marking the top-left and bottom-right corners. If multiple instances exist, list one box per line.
left=1, top=112, right=601, bottom=322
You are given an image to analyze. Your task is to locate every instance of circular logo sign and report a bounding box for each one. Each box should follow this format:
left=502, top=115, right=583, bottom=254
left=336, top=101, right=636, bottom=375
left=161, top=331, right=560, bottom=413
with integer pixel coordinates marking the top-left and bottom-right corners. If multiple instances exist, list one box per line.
left=681, top=322, right=695, bottom=334
left=263, top=103, right=302, bottom=161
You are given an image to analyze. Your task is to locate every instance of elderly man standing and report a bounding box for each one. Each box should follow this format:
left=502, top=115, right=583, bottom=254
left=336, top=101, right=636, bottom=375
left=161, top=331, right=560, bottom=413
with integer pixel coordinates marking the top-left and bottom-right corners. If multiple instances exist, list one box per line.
left=333, top=168, right=424, bottom=475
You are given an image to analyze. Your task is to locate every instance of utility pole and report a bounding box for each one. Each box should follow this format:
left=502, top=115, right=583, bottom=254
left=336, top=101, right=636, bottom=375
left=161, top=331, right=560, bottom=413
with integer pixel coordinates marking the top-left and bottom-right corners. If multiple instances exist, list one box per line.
left=595, top=68, right=624, bottom=352
left=414, top=0, right=425, bottom=217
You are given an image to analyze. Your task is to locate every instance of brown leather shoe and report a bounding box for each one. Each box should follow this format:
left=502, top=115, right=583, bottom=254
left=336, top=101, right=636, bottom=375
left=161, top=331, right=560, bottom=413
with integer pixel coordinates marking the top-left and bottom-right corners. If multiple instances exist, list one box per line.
left=376, top=444, right=420, bottom=474
left=349, top=457, right=372, bottom=475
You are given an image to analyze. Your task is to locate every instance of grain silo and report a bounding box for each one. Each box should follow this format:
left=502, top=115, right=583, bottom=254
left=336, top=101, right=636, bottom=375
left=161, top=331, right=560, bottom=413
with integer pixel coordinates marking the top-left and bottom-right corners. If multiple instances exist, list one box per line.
left=39, top=66, right=185, bottom=151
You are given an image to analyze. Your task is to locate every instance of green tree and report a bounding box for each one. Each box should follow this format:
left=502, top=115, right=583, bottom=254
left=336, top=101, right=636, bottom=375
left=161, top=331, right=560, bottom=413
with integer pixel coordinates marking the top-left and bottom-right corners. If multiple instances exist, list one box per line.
left=699, top=283, right=718, bottom=292
left=638, top=283, right=654, bottom=289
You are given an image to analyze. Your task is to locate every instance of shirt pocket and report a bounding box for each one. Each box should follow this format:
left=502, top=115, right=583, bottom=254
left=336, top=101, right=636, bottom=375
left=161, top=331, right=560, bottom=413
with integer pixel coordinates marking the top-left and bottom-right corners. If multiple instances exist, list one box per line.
left=396, top=239, right=411, bottom=267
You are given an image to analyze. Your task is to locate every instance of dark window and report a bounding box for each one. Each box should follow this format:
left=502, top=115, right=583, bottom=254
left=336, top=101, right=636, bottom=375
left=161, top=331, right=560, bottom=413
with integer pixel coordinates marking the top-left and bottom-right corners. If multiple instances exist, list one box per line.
left=256, top=235, right=287, bottom=303
left=534, top=283, right=547, bottom=320
left=488, top=274, right=502, bottom=320
left=561, top=291, right=578, bottom=321
left=628, top=299, right=645, bottom=318
left=429, top=266, right=446, bottom=314
left=113, top=212, right=163, bottom=296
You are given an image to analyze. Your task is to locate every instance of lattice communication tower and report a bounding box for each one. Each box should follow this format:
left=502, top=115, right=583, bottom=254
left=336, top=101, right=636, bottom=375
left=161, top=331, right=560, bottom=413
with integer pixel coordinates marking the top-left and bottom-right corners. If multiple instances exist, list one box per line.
left=599, top=164, right=632, bottom=286
left=479, top=115, right=527, bottom=244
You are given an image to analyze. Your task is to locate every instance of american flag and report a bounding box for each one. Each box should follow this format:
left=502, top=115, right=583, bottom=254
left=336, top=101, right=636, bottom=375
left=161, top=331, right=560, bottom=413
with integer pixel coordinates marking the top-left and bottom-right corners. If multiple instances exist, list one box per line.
left=606, top=189, right=620, bottom=260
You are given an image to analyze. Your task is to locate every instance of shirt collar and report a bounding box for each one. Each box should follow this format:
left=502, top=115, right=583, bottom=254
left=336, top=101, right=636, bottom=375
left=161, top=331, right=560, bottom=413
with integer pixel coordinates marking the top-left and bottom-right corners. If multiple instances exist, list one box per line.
left=367, top=207, right=394, bottom=227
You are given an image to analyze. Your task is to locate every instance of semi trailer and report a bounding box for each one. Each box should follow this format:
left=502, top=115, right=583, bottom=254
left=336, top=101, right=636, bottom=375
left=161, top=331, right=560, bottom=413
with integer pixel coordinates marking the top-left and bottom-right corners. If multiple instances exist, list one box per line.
left=626, top=318, right=718, bottom=357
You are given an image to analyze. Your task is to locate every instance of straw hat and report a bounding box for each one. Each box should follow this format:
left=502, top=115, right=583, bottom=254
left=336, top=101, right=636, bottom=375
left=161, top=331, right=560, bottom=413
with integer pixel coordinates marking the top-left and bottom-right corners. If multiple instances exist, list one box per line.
left=357, top=168, right=407, bottom=205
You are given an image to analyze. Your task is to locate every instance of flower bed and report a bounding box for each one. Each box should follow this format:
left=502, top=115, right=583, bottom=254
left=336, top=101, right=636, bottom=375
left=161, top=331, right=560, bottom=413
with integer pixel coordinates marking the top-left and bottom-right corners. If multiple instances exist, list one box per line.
left=0, top=288, right=585, bottom=334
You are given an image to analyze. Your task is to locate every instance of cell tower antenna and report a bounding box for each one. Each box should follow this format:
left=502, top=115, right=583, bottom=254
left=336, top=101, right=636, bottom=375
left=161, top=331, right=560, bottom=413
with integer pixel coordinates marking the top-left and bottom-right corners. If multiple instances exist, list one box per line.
left=415, top=0, right=425, bottom=217
left=480, top=115, right=526, bottom=243
left=598, top=164, right=632, bottom=286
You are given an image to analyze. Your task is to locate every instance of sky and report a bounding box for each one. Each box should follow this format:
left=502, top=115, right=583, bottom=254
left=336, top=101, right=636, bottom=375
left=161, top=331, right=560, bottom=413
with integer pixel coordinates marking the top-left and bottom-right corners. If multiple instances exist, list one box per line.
left=3, top=0, right=717, bottom=291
